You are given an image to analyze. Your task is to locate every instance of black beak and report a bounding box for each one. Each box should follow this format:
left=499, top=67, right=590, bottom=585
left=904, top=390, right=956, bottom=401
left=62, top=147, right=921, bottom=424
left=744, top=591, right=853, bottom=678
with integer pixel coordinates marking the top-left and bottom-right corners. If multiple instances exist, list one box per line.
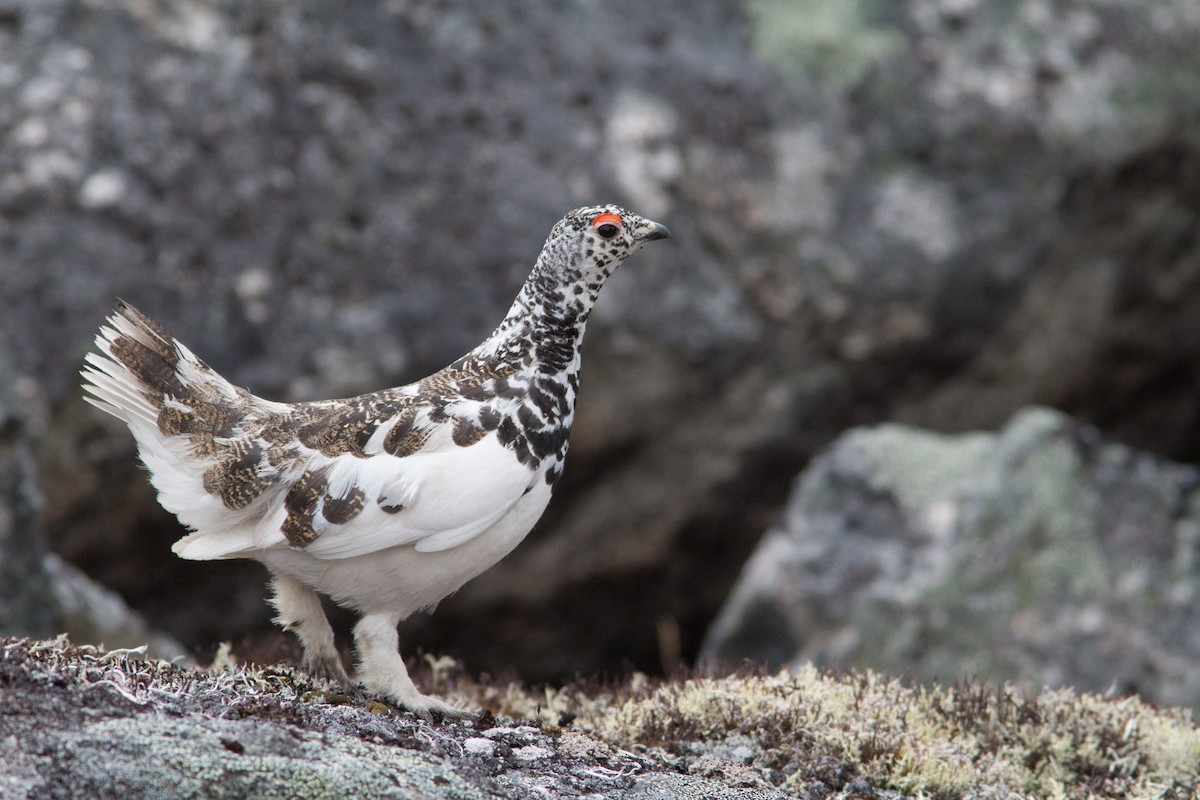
left=639, top=222, right=672, bottom=242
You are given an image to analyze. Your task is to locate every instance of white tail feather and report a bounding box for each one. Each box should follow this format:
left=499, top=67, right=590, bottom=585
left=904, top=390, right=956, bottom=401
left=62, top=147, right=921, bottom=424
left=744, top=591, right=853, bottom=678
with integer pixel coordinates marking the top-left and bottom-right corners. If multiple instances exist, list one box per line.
left=80, top=357, right=158, bottom=426
left=80, top=304, right=265, bottom=556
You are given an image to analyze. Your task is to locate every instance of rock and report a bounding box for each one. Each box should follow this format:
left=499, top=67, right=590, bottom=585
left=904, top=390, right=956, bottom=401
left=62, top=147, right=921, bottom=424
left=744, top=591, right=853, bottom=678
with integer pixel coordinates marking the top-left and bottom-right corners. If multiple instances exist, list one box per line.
left=1, top=0, right=1199, bottom=681
left=3, top=636, right=1197, bottom=800
left=702, top=407, right=1200, bottom=711
left=0, top=637, right=789, bottom=800
left=39, top=553, right=188, bottom=660
left=0, top=340, right=54, bottom=639
left=0, top=334, right=185, bottom=659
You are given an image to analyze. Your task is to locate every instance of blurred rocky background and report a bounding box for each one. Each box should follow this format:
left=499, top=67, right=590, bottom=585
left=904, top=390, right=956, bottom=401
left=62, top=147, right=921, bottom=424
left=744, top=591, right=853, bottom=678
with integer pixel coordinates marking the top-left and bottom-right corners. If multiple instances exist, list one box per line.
left=2, top=0, right=1200, bottom=709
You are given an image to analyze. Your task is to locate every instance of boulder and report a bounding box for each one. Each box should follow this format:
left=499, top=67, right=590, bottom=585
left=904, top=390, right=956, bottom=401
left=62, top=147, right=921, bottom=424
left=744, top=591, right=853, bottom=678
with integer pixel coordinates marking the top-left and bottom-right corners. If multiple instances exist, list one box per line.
left=0, top=339, right=52, bottom=639
left=703, top=407, right=1200, bottom=710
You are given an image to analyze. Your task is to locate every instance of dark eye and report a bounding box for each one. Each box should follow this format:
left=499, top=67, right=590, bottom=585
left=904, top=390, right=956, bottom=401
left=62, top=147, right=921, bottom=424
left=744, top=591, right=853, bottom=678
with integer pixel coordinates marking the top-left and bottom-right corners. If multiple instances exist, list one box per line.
left=596, top=223, right=619, bottom=239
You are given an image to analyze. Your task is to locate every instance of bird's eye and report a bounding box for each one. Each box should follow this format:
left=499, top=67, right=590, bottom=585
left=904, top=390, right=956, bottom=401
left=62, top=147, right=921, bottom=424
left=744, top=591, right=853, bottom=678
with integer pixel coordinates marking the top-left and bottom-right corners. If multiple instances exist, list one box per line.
left=591, top=212, right=623, bottom=240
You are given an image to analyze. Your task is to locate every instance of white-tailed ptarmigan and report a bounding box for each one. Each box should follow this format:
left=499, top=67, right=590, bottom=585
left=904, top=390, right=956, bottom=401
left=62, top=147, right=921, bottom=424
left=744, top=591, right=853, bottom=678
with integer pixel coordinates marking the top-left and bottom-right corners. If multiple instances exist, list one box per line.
left=81, top=205, right=670, bottom=717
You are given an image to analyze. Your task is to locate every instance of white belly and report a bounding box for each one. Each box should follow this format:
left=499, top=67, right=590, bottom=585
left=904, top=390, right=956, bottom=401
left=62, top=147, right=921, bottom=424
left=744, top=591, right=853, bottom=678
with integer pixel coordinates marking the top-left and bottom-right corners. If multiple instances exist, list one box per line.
left=259, top=478, right=553, bottom=616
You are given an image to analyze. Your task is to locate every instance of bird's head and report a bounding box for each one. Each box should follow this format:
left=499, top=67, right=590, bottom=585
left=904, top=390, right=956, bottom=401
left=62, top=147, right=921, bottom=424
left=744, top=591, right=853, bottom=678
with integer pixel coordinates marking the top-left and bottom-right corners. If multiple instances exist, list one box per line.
left=537, top=204, right=671, bottom=290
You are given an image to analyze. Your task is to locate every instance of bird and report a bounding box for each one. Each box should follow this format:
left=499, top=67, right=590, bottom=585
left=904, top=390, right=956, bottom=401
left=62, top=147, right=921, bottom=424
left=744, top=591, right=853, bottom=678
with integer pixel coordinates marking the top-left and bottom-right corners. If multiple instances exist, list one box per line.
left=81, top=205, right=671, bottom=717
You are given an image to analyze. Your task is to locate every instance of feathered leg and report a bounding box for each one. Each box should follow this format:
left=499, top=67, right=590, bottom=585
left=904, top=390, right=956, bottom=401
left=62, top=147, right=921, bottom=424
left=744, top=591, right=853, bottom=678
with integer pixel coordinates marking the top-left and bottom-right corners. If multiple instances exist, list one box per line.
left=269, top=573, right=350, bottom=686
left=353, top=612, right=467, bottom=718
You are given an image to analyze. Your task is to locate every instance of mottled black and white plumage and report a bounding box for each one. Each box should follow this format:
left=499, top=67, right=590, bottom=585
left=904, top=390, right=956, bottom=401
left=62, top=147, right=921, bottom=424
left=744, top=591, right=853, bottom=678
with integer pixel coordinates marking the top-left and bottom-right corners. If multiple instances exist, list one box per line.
left=81, top=205, right=670, bottom=716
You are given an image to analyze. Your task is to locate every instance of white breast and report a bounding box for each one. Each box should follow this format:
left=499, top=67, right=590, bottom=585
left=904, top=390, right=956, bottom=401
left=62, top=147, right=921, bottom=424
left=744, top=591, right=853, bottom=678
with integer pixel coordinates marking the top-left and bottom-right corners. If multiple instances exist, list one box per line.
left=260, top=477, right=554, bottom=616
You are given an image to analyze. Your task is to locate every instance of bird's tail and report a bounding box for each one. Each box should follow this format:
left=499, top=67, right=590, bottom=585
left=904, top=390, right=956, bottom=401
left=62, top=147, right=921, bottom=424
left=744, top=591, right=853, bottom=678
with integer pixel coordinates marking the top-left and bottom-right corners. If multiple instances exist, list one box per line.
left=82, top=302, right=272, bottom=554
left=81, top=301, right=243, bottom=435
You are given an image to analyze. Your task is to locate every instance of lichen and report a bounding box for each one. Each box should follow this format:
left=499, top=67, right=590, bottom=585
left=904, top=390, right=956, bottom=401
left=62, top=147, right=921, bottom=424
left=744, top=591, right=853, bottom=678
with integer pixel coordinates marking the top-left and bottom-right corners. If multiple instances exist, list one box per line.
left=492, top=665, right=1200, bottom=799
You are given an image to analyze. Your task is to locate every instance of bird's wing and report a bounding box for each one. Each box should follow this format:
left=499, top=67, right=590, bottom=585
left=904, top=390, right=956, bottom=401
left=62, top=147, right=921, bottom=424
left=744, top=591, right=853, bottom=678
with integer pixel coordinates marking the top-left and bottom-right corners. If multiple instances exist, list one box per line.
left=83, top=302, right=536, bottom=562
left=266, top=432, right=534, bottom=559
left=171, top=397, right=537, bottom=560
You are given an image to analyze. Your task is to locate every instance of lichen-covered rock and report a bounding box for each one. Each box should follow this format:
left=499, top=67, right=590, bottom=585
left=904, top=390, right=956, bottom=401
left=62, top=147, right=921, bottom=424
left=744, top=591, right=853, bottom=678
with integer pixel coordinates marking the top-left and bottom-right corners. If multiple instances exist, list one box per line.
left=4, top=637, right=1197, bottom=800
left=0, top=638, right=787, bottom=800
left=703, top=407, right=1200, bottom=711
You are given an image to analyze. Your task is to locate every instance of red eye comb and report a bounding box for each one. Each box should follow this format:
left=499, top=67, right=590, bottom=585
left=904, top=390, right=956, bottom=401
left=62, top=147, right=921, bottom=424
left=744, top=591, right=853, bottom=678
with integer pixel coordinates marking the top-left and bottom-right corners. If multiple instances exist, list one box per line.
left=592, top=212, right=622, bottom=228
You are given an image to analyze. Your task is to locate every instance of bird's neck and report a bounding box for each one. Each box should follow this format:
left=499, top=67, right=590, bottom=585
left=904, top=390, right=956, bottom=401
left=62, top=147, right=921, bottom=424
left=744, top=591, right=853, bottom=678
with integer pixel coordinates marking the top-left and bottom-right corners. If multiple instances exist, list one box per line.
left=485, top=266, right=601, bottom=378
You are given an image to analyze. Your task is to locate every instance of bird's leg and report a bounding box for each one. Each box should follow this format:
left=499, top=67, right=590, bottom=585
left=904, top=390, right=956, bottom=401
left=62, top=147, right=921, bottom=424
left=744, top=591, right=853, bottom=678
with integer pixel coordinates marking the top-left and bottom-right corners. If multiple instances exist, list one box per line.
left=352, top=612, right=469, bottom=719
left=269, top=573, right=351, bottom=687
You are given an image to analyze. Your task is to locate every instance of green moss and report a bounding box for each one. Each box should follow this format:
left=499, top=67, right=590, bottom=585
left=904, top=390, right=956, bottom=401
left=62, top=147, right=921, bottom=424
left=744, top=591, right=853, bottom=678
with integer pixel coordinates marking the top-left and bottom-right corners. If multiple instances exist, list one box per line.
left=960, top=409, right=1109, bottom=603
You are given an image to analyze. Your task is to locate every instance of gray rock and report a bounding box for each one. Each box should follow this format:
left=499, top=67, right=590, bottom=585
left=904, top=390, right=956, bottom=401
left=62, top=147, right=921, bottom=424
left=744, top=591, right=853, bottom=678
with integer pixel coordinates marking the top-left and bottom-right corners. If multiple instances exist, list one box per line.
left=0, top=333, right=185, bottom=658
left=0, top=338, right=53, bottom=638
left=702, top=407, right=1200, bottom=710
left=0, top=638, right=787, bottom=800
left=39, top=553, right=188, bottom=660
left=1, top=0, right=1199, bottom=682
